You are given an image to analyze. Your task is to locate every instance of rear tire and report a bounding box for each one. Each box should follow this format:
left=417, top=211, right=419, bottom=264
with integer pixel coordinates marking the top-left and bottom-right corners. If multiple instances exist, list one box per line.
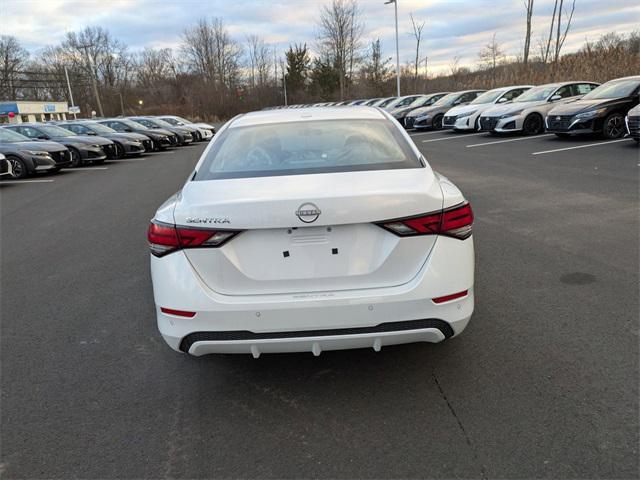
left=432, top=114, right=444, bottom=130
left=522, top=114, right=544, bottom=135
left=6, top=156, right=28, bottom=179
left=602, top=113, right=625, bottom=139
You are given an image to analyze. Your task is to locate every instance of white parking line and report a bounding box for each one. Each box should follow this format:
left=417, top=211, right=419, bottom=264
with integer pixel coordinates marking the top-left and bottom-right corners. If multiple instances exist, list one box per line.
left=422, top=132, right=485, bottom=143
left=466, top=134, right=554, bottom=148
left=532, top=138, right=632, bottom=155
left=108, top=158, right=148, bottom=162
left=61, top=167, right=108, bottom=171
left=1, top=179, right=55, bottom=184
left=409, top=131, right=444, bottom=136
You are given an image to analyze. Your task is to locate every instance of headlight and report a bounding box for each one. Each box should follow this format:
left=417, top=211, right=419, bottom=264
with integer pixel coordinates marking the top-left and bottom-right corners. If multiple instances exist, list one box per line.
left=91, top=144, right=101, bottom=148
left=574, top=108, right=607, bottom=119
left=457, top=110, right=477, bottom=119
left=20, top=150, right=51, bottom=157
left=500, top=110, right=523, bottom=119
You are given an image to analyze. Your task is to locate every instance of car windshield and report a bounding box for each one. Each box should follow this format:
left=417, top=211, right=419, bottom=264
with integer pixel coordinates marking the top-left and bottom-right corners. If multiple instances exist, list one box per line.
left=432, top=93, right=461, bottom=107
left=39, top=125, right=76, bottom=137
left=161, top=117, right=180, bottom=125
left=85, top=123, right=116, bottom=134
left=133, top=118, right=162, bottom=129
left=195, top=119, right=420, bottom=180
left=470, top=89, right=506, bottom=105
left=122, top=119, right=149, bottom=129
left=0, top=128, right=30, bottom=142
left=390, top=96, right=422, bottom=108
left=377, top=97, right=396, bottom=107
left=582, top=79, right=639, bottom=100
left=515, top=86, right=558, bottom=102
left=150, top=118, right=174, bottom=128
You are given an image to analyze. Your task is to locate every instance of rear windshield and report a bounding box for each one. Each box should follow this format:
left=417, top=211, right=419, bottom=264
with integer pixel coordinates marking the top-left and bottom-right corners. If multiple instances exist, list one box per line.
left=194, top=119, right=421, bottom=180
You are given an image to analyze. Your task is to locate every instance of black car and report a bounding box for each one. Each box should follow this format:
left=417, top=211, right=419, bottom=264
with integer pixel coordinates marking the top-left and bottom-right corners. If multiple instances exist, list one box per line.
left=625, top=104, right=640, bottom=142
left=0, top=127, right=71, bottom=178
left=546, top=76, right=640, bottom=139
left=128, top=117, right=194, bottom=146
left=98, top=118, right=177, bottom=150
left=0, top=153, right=12, bottom=178
left=4, top=123, right=113, bottom=166
left=57, top=121, right=149, bottom=158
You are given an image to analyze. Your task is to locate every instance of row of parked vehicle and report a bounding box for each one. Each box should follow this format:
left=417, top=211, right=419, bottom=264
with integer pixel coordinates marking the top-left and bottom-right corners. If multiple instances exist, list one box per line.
left=0, top=115, right=216, bottom=179
left=274, top=75, right=640, bottom=141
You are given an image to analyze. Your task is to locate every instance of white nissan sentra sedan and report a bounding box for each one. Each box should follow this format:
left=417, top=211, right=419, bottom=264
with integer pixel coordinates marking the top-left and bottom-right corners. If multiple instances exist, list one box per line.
left=148, top=107, right=475, bottom=357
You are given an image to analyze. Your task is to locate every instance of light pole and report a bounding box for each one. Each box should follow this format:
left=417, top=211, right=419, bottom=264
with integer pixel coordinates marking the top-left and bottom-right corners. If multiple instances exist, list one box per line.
left=63, top=65, right=77, bottom=119
left=78, top=43, right=104, bottom=117
left=385, top=0, right=401, bottom=97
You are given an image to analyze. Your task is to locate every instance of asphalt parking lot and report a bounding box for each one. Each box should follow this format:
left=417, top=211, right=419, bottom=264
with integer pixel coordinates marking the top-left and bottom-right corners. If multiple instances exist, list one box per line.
left=1, top=131, right=638, bottom=478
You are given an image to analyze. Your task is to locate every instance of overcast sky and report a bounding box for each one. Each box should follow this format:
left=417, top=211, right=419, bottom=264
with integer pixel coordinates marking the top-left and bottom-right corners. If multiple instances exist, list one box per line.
left=2, top=0, right=638, bottom=74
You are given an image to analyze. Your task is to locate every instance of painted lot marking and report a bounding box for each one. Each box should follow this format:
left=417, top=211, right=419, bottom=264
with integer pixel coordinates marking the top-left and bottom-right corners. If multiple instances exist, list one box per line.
left=532, top=138, right=632, bottom=155
left=61, top=167, right=108, bottom=171
left=409, top=130, right=445, bottom=136
left=1, top=179, right=55, bottom=184
left=422, top=132, right=485, bottom=143
left=466, top=134, right=554, bottom=148
left=108, top=158, right=148, bottom=162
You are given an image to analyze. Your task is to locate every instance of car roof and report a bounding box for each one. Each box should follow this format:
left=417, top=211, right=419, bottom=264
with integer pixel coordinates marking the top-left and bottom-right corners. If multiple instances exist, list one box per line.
left=230, top=106, right=388, bottom=128
left=535, top=81, right=598, bottom=88
left=490, top=85, right=534, bottom=91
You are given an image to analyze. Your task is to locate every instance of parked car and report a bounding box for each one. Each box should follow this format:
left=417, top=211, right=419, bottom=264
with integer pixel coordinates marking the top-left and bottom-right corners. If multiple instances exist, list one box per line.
left=57, top=121, right=149, bottom=157
left=0, top=153, right=13, bottom=178
left=382, top=95, right=427, bottom=112
left=363, top=98, right=382, bottom=106
left=98, top=118, right=177, bottom=150
left=442, top=85, right=532, bottom=131
left=626, top=103, right=640, bottom=142
left=390, top=92, right=449, bottom=127
left=128, top=117, right=194, bottom=146
left=479, top=81, right=600, bottom=135
left=148, top=106, right=474, bottom=357
left=4, top=123, right=114, bottom=166
left=545, top=76, right=640, bottom=139
left=156, top=115, right=215, bottom=140
left=371, top=97, right=398, bottom=108
left=406, top=90, right=486, bottom=130
left=0, top=127, right=71, bottom=178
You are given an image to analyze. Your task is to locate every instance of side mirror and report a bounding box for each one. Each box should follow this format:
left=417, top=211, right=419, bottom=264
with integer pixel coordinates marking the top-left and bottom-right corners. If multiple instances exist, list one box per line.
left=37, top=135, right=49, bottom=140
left=498, top=97, right=508, bottom=103
left=550, top=94, right=562, bottom=102
left=87, top=131, right=97, bottom=136
left=124, top=128, right=133, bottom=132
left=452, top=100, right=461, bottom=105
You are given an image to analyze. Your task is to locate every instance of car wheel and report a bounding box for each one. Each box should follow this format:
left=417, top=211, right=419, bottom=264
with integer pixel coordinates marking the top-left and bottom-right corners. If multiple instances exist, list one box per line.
left=432, top=114, right=444, bottom=130
left=602, top=113, right=625, bottom=139
left=69, top=148, right=82, bottom=167
left=522, top=114, right=544, bottom=135
left=555, top=133, right=571, bottom=138
left=113, top=142, right=125, bottom=159
left=194, top=131, right=202, bottom=142
left=6, top=156, right=28, bottom=179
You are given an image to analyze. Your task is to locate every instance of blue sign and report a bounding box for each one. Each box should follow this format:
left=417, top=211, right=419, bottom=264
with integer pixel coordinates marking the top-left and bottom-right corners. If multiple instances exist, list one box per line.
left=44, top=104, right=56, bottom=113
left=0, top=102, right=18, bottom=115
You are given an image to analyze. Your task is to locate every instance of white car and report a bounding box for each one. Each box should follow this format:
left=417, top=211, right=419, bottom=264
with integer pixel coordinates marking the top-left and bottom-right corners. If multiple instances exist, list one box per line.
left=148, top=107, right=475, bottom=357
left=442, top=85, right=532, bottom=131
left=479, top=81, right=600, bottom=135
left=158, top=115, right=215, bottom=141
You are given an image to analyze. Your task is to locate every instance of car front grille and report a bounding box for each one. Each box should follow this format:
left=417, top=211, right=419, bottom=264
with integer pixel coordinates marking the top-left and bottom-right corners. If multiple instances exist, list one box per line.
left=627, top=116, right=640, bottom=137
left=480, top=116, right=498, bottom=131
left=546, top=115, right=573, bottom=131
left=50, top=150, right=71, bottom=165
left=405, top=117, right=415, bottom=128
left=443, top=115, right=457, bottom=126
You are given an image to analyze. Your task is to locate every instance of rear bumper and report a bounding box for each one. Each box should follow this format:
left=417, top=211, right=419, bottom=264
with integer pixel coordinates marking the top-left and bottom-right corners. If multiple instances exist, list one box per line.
left=151, top=235, right=475, bottom=356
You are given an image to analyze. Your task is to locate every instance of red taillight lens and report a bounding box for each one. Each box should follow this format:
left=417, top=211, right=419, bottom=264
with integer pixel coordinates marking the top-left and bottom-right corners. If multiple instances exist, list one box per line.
left=377, top=202, right=473, bottom=240
left=432, top=290, right=469, bottom=304
left=160, top=307, right=196, bottom=318
left=147, top=221, right=241, bottom=257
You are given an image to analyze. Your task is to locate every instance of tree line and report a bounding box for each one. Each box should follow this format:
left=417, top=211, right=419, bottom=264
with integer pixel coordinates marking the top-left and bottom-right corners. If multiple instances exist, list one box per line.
left=0, top=0, right=637, bottom=121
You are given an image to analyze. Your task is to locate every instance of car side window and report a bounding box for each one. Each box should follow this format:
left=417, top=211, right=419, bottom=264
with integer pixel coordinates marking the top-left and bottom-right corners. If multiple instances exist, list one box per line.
left=573, top=83, right=597, bottom=95
left=68, top=125, right=88, bottom=134
left=502, top=88, right=525, bottom=101
left=459, top=92, right=476, bottom=103
left=554, top=85, right=574, bottom=99
left=108, top=122, right=124, bottom=131
left=16, top=127, right=40, bottom=138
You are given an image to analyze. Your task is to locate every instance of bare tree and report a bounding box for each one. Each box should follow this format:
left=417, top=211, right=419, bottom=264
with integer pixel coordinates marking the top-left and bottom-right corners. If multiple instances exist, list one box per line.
left=523, top=0, right=534, bottom=64
left=478, top=33, right=505, bottom=87
left=554, top=0, right=576, bottom=64
left=317, top=0, right=364, bottom=100
left=0, top=35, right=29, bottom=99
left=359, top=38, right=392, bottom=95
left=409, top=13, right=425, bottom=89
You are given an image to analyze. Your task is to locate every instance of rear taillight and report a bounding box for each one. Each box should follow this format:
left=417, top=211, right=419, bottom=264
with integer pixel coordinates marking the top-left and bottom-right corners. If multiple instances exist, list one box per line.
left=377, top=202, right=473, bottom=240
left=147, top=221, right=241, bottom=257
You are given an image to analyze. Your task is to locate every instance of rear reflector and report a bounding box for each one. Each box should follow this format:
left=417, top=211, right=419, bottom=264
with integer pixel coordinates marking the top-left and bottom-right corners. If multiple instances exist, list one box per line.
left=148, top=221, right=241, bottom=257
left=161, top=307, right=196, bottom=318
left=432, top=290, right=468, bottom=304
left=377, top=202, right=473, bottom=240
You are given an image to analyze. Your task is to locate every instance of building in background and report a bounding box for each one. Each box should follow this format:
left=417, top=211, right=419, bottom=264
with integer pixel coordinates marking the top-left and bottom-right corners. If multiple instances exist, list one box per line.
left=0, top=101, right=70, bottom=124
